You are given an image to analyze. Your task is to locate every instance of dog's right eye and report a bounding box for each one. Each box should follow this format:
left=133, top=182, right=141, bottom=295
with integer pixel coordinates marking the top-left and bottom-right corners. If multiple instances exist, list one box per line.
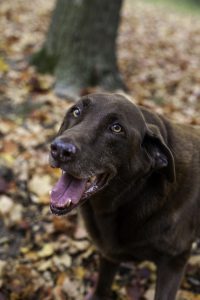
left=71, top=107, right=81, bottom=118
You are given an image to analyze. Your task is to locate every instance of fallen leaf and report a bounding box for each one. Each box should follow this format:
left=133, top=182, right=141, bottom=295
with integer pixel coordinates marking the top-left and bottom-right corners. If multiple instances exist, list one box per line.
left=62, top=277, right=81, bottom=298
left=74, top=266, right=86, bottom=280
left=52, top=254, right=72, bottom=269
left=28, top=174, right=51, bottom=197
left=189, top=255, right=200, bottom=266
left=0, top=195, right=13, bottom=214
left=144, top=288, right=155, bottom=300
left=38, top=259, right=52, bottom=272
left=38, top=243, right=54, bottom=258
left=0, top=57, right=8, bottom=72
left=9, top=204, right=23, bottom=223
left=0, top=260, right=6, bottom=277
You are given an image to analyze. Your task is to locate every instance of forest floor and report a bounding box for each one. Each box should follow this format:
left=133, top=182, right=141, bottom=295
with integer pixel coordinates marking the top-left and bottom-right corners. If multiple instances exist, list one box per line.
left=0, top=0, right=200, bottom=299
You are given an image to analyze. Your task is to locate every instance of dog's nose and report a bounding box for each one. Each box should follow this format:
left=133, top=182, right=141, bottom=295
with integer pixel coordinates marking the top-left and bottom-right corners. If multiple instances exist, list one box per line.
left=50, top=139, right=77, bottom=161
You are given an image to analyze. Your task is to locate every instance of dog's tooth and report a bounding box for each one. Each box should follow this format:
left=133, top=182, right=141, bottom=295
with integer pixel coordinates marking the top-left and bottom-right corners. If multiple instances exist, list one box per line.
left=66, top=198, right=71, bottom=207
left=91, top=176, right=97, bottom=183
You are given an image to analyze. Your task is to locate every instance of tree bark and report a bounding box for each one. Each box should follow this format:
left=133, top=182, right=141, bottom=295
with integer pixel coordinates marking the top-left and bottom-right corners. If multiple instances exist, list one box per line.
left=32, top=0, right=125, bottom=99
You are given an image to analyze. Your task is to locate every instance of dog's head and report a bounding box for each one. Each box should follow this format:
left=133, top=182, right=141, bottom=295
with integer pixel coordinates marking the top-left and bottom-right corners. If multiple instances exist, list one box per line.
left=49, top=93, right=175, bottom=215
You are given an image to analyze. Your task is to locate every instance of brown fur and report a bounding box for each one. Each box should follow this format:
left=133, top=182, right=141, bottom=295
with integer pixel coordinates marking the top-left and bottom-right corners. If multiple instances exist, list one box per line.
left=50, top=93, right=200, bottom=300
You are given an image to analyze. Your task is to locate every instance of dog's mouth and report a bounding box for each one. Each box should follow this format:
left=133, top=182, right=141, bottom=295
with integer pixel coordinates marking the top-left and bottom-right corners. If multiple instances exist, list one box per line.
left=50, top=171, right=109, bottom=215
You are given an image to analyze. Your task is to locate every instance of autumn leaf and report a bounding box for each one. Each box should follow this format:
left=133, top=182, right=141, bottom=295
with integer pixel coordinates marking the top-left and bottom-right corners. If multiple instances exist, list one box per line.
left=0, top=57, right=8, bottom=72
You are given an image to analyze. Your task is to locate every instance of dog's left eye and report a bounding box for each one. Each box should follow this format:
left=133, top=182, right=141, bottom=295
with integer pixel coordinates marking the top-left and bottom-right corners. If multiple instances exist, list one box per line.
left=110, top=123, right=123, bottom=133
left=71, top=107, right=81, bottom=118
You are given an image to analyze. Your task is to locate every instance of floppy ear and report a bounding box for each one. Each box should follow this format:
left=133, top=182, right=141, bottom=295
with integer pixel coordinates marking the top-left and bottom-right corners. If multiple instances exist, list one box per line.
left=142, top=124, right=176, bottom=183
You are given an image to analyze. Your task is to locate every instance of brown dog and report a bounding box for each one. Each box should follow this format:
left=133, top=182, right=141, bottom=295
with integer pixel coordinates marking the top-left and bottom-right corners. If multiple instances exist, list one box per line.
left=49, top=93, right=200, bottom=300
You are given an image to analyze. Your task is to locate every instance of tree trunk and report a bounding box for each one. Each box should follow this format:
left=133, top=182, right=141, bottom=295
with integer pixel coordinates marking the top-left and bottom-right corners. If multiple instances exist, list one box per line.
left=32, top=0, right=125, bottom=99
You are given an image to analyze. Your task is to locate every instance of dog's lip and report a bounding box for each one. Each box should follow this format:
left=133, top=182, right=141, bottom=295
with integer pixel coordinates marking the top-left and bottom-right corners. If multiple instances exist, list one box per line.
left=50, top=170, right=110, bottom=216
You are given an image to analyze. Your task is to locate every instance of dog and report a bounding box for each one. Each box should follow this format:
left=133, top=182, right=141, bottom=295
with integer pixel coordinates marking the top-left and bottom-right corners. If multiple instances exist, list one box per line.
left=49, top=93, right=200, bottom=300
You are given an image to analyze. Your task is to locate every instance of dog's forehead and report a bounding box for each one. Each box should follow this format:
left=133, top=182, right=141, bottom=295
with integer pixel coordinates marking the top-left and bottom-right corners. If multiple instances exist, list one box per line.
left=80, top=93, right=146, bottom=130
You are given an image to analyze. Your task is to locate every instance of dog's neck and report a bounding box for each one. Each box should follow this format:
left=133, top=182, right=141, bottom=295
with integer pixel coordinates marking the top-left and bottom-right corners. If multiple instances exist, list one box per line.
left=89, top=171, right=170, bottom=219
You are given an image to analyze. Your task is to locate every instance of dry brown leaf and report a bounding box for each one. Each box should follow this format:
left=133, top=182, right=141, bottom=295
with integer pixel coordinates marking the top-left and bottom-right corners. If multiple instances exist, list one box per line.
left=28, top=174, right=51, bottom=197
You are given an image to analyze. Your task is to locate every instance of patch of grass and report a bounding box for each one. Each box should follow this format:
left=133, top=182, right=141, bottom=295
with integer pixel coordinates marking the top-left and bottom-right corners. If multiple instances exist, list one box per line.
left=142, top=0, right=200, bottom=15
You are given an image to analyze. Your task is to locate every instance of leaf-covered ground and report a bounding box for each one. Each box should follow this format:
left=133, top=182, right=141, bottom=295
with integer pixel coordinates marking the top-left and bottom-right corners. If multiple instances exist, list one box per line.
left=0, top=0, right=200, bottom=299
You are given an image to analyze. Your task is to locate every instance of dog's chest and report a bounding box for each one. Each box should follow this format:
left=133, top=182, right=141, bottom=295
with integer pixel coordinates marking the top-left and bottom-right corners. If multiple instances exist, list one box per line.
left=80, top=205, right=119, bottom=252
left=80, top=202, right=189, bottom=262
left=80, top=204, right=159, bottom=261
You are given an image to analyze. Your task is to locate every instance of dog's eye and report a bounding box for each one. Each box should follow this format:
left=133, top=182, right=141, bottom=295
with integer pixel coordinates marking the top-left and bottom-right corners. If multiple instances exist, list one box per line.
left=71, top=107, right=81, bottom=118
left=110, top=123, right=123, bottom=133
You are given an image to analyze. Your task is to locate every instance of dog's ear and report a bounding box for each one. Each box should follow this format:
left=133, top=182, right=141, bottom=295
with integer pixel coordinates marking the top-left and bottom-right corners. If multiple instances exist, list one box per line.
left=142, top=124, right=176, bottom=182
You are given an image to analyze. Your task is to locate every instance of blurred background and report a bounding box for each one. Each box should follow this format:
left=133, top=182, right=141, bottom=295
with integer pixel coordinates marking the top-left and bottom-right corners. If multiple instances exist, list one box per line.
left=0, top=0, right=200, bottom=299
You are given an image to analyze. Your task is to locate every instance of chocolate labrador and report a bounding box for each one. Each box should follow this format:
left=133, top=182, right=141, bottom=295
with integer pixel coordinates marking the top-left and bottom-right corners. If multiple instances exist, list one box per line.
left=49, top=93, right=200, bottom=300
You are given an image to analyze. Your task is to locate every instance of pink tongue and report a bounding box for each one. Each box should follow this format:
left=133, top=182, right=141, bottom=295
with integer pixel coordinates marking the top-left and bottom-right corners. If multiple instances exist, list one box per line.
left=50, top=172, right=87, bottom=208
